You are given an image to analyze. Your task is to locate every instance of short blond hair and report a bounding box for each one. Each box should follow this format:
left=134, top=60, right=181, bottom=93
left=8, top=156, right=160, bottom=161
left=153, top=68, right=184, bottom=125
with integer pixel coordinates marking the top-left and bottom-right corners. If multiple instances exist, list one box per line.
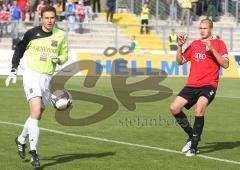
left=200, top=19, right=213, bottom=29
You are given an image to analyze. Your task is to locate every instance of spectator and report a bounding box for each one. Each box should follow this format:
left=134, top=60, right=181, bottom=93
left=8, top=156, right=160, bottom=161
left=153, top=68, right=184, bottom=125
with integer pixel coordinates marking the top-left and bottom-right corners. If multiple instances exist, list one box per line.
left=144, top=0, right=151, bottom=5
left=130, top=36, right=140, bottom=53
left=66, top=0, right=76, bottom=33
left=169, top=28, right=178, bottom=51
left=10, top=0, right=21, bottom=40
left=37, top=0, right=45, bottom=20
left=33, top=0, right=39, bottom=11
left=203, top=0, right=208, bottom=12
left=44, top=0, right=50, bottom=5
left=0, top=0, right=3, bottom=10
left=169, top=0, right=178, bottom=22
left=83, top=0, right=92, bottom=23
left=53, top=1, right=63, bottom=21
left=24, top=1, right=30, bottom=21
left=219, top=0, right=225, bottom=15
left=191, top=0, right=198, bottom=20
left=18, top=0, right=28, bottom=21
left=106, top=0, right=116, bottom=23
left=179, top=0, right=192, bottom=25
left=93, top=0, right=101, bottom=13
left=191, top=0, right=198, bottom=14
left=0, top=4, right=10, bottom=37
left=28, top=0, right=36, bottom=21
left=196, top=0, right=204, bottom=16
left=140, top=2, right=150, bottom=34
left=207, top=0, right=217, bottom=21
left=52, top=0, right=59, bottom=4
left=76, top=0, right=85, bottom=33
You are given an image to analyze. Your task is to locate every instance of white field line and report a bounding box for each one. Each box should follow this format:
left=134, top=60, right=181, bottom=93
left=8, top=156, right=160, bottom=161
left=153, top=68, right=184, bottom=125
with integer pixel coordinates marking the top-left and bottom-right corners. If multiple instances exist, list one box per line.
left=0, top=121, right=239, bottom=165
left=0, top=87, right=240, bottom=99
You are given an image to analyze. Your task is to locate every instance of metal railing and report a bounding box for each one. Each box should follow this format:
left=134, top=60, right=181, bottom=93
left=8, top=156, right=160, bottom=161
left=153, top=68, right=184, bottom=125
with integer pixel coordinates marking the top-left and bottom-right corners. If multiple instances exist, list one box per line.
left=0, top=21, right=240, bottom=52
left=117, top=0, right=240, bottom=24
left=228, top=0, right=240, bottom=22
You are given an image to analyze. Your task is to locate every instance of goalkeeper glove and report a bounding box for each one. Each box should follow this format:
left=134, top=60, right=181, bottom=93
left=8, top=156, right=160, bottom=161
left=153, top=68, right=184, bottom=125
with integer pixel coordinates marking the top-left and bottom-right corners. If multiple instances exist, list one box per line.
left=5, top=68, right=17, bottom=87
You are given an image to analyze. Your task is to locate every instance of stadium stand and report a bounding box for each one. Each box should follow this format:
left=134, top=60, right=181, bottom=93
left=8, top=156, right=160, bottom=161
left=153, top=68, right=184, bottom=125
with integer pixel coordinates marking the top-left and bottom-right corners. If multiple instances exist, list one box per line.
left=0, top=0, right=240, bottom=51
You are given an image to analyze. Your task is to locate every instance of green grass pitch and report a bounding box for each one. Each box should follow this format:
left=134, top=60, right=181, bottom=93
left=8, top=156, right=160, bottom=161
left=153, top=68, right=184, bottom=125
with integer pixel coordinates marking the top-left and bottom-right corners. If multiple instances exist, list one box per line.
left=0, top=76, right=240, bottom=170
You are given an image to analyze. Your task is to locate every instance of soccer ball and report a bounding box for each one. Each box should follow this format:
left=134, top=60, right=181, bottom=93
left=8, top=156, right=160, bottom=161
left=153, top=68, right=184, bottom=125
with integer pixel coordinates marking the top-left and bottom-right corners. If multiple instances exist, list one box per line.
left=51, top=90, right=72, bottom=111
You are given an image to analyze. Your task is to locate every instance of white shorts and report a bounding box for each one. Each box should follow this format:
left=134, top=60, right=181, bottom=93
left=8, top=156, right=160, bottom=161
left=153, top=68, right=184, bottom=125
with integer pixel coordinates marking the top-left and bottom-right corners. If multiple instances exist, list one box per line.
left=23, top=68, right=52, bottom=108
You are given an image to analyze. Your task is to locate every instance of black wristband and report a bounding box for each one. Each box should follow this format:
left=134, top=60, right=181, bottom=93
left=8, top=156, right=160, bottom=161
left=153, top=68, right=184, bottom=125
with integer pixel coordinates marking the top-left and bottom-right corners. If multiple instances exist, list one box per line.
left=11, top=68, right=17, bottom=73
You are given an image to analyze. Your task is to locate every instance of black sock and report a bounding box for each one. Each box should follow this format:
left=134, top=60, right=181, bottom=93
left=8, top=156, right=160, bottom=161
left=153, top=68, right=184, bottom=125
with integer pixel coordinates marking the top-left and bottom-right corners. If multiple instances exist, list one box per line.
left=110, top=13, right=114, bottom=22
left=191, top=116, right=204, bottom=150
left=106, top=12, right=110, bottom=22
left=174, top=111, right=193, bottom=139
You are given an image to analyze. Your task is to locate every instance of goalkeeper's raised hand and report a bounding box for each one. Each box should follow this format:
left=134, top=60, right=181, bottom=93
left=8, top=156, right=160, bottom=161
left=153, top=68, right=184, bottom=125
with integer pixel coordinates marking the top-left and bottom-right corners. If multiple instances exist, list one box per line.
left=5, top=68, right=17, bottom=87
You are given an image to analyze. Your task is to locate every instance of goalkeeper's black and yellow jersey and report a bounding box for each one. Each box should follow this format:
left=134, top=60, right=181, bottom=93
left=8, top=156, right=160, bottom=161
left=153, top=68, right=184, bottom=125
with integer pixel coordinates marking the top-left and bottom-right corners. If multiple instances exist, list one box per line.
left=12, top=26, right=68, bottom=75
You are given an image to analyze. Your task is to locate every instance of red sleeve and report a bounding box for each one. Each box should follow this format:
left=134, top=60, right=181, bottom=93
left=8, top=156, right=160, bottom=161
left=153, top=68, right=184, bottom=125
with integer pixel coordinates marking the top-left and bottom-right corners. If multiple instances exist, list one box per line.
left=218, top=40, right=229, bottom=60
left=182, top=43, right=193, bottom=62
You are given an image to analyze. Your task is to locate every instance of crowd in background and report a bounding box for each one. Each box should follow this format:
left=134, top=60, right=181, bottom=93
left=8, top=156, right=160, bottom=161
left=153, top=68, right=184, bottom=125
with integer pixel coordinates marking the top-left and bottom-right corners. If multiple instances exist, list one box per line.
left=173, top=0, right=226, bottom=24
left=0, top=0, right=104, bottom=36
left=0, top=0, right=103, bottom=21
left=0, top=0, right=239, bottom=37
left=141, top=0, right=232, bottom=24
left=138, top=0, right=224, bottom=33
left=165, top=0, right=233, bottom=24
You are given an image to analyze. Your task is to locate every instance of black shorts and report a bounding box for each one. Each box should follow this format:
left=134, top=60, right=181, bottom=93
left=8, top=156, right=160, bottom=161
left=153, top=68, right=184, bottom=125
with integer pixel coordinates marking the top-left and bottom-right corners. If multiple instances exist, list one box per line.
left=178, top=85, right=216, bottom=110
left=107, top=6, right=116, bottom=13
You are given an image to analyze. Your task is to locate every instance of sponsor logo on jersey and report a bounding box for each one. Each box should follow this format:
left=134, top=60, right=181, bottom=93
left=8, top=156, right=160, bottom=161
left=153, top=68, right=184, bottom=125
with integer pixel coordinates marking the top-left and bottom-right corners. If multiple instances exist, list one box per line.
left=29, top=88, right=33, bottom=94
left=40, top=53, right=48, bottom=61
left=194, top=53, right=206, bottom=61
left=51, top=40, right=58, bottom=47
left=32, top=45, right=58, bottom=53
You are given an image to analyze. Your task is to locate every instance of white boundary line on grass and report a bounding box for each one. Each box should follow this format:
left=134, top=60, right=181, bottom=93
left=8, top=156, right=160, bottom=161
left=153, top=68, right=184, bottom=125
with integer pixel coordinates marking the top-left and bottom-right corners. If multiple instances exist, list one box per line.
left=1, top=87, right=240, bottom=99
left=0, top=121, right=240, bottom=166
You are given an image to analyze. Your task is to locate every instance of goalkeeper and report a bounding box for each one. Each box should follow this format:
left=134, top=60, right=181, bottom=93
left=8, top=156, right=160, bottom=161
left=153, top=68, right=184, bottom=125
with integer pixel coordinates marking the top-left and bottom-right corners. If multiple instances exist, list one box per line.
left=5, top=6, right=68, bottom=167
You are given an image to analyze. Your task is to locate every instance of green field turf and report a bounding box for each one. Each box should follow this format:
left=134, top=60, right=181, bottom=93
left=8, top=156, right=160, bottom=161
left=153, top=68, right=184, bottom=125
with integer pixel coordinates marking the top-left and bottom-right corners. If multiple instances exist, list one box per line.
left=0, top=76, right=240, bottom=170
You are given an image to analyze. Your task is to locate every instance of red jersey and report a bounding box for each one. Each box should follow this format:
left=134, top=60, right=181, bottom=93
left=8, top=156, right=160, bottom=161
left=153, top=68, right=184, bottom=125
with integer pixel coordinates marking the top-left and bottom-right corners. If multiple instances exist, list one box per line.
left=76, top=5, right=85, bottom=19
left=17, top=0, right=27, bottom=10
left=0, top=11, right=9, bottom=24
left=182, top=38, right=228, bottom=89
left=17, top=0, right=27, bottom=21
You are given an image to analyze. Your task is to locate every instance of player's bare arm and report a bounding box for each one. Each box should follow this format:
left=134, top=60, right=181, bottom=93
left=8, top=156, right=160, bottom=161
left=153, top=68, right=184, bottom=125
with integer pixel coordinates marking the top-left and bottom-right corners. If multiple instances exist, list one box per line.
left=176, top=33, right=187, bottom=65
left=202, top=39, right=229, bottom=69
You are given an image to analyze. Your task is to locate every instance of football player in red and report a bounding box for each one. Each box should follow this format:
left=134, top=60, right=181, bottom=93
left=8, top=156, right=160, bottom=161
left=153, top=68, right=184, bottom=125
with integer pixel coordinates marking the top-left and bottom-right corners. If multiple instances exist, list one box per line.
left=170, top=19, right=229, bottom=156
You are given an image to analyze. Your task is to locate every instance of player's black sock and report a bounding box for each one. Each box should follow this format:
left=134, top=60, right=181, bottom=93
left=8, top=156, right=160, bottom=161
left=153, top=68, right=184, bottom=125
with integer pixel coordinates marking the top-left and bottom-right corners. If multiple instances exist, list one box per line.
left=174, top=111, right=193, bottom=139
left=191, top=116, right=204, bottom=150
